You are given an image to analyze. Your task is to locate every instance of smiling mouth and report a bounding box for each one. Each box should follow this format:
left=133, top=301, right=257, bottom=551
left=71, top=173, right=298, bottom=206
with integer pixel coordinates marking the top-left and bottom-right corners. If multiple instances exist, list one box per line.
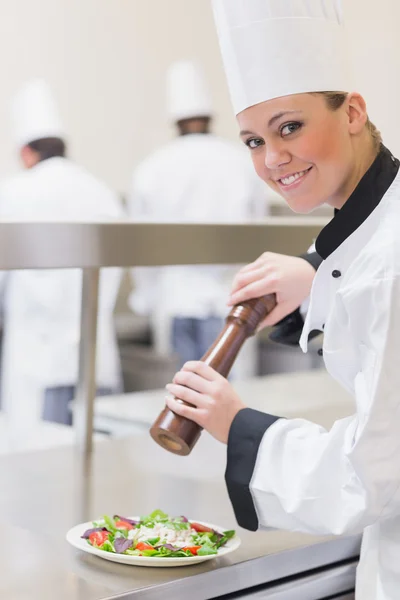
left=277, top=167, right=312, bottom=186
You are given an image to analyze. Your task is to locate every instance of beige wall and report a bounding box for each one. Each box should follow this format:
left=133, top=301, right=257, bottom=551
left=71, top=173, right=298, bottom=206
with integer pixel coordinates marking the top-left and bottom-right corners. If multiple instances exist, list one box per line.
left=0, top=0, right=235, bottom=194
left=344, top=0, right=400, bottom=153
left=0, top=0, right=398, bottom=195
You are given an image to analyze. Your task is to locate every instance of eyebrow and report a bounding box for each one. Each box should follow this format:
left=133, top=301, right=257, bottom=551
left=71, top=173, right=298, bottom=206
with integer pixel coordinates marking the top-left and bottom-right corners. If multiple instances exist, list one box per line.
left=239, top=110, right=302, bottom=137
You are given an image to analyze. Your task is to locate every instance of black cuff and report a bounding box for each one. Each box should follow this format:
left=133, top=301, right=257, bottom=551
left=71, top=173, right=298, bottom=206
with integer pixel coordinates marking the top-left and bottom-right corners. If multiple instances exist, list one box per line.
left=299, top=250, right=323, bottom=272
left=225, top=408, right=281, bottom=531
left=269, top=308, right=304, bottom=346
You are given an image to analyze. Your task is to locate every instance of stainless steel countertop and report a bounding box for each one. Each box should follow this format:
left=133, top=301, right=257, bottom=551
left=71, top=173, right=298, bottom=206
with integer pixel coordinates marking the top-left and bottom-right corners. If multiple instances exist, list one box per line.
left=0, top=415, right=105, bottom=455
left=0, top=371, right=359, bottom=600
left=93, top=369, right=354, bottom=435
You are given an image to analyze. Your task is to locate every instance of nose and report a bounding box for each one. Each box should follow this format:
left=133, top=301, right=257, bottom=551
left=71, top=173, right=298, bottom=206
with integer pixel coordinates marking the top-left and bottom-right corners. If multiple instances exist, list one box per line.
left=264, top=141, right=291, bottom=171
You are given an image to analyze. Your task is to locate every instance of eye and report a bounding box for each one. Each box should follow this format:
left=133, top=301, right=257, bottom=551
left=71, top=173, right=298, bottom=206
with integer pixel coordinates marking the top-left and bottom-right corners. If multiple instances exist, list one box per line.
left=244, top=137, right=264, bottom=149
left=280, top=121, right=303, bottom=137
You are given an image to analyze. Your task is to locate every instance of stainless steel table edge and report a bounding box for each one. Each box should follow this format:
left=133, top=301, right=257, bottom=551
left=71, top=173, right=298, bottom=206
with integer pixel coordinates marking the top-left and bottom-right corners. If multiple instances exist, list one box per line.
left=217, top=561, right=357, bottom=599
left=105, top=535, right=360, bottom=600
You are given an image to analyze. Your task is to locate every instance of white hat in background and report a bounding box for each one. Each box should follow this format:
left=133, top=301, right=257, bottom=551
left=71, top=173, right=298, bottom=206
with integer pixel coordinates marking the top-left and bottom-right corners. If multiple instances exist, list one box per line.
left=11, top=79, right=65, bottom=148
left=212, top=0, right=352, bottom=115
left=166, top=60, right=213, bottom=122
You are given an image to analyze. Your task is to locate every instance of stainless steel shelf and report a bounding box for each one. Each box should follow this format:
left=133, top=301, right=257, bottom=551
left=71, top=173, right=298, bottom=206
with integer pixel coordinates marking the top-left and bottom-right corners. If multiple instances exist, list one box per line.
left=0, top=218, right=326, bottom=268
left=0, top=218, right=327, bottom=455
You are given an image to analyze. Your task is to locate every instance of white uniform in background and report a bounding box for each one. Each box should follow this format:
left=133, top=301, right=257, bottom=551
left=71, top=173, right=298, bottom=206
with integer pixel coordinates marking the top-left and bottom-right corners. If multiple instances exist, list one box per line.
left=128, top=61, right=269, bottom=376
left=0, top=80, right=123, bottom=429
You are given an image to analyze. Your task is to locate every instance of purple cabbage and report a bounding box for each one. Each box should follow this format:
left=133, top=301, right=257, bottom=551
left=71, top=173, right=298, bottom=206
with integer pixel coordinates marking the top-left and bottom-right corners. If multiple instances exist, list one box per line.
left=113, top=515, right=139, bottom=527
left=114, top=538, right=133, bottom=554
left=178, top=516, right=188, bottom=522
left=81, top=527, right=108, bottom=539
left=154, top=543, right=183, bottom=552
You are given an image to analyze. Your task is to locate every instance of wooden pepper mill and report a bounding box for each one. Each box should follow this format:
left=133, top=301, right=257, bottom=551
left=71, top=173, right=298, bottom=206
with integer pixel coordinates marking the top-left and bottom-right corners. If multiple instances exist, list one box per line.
left=150, top=293, right=276, bottom=456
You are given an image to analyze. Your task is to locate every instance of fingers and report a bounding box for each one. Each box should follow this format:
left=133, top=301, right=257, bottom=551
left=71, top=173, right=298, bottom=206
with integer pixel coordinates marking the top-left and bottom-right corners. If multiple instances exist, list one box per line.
left=165, top=383, right=207, bottom=408
left=166, top=362, right=224, bottom=412
left=230, top=265, right=270, bottom=299
left=172, top=369, right=211, bottom=394
left=179, top=361, right=224, bottom=382
left=228, top=259, right=267, bottom=304
left=165, top=394, right=205, bottom=426
left=229, top=277, right=277, bottom=306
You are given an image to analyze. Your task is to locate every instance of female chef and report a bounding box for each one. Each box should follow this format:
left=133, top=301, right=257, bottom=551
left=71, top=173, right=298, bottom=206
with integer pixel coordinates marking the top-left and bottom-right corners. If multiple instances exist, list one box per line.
left=165, top=1, right=400, bottom=598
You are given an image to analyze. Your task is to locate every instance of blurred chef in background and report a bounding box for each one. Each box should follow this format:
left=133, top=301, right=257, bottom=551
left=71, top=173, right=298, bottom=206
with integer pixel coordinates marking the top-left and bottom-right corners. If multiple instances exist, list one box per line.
left=127, top=60, right=269, bottom=377
left=0, top=79, right=124, bottom=428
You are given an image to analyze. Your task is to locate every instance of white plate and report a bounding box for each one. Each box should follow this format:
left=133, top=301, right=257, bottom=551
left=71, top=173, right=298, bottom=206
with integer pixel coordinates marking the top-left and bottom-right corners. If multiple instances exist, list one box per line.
left=66, top=517, right=241, bottom=567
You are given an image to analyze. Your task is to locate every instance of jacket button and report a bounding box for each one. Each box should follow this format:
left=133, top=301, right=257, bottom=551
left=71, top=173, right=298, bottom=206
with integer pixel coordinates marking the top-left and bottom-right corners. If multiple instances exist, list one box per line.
left=332, top=270, right=342, bottom=278
left=318, top=348, right=323, bottom=356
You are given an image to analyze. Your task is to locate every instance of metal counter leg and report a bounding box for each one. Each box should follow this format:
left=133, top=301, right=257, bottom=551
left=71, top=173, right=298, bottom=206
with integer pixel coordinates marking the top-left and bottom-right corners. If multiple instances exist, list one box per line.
left=74, top=267, right=100, bottom=456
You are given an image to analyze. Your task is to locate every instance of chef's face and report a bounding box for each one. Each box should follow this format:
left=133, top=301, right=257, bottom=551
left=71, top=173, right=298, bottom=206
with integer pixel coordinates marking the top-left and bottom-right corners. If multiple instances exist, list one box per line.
left=237, top=92, right=369, bottom=212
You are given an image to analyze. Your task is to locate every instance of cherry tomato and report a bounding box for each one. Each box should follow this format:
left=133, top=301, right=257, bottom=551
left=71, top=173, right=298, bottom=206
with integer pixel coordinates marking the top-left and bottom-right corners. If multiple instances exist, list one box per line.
left=89, top=531, right=109, bottom=546
left=183, top=545, right=202, bottom=555
left=190, top=522, right=213, bottom=533
left=136, top=542, right=154, bottom=551
left=115, top=520, right=133, bottom=530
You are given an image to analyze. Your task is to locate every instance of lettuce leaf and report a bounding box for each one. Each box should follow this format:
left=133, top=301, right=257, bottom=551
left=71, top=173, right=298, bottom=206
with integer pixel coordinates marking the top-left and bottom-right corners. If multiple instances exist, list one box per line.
left=100, top=539, right=116, bottom=553
left=141, top=549, right=159, bottom=557
left=103, top=515, right=118, bottom=533
left=148, top=509, right=168, bottom=520
left=145, top=537, right=160, bottom=546
left=217, top=530, right=236, bottom=548
left=197, top=545, right=218, bottom=556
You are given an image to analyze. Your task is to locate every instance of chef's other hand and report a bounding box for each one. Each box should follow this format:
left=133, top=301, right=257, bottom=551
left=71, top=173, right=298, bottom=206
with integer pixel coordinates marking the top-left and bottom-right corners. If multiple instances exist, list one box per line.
left=165, top=361, right=246, bottom=444
left=228, top=252, right=316, bottom=329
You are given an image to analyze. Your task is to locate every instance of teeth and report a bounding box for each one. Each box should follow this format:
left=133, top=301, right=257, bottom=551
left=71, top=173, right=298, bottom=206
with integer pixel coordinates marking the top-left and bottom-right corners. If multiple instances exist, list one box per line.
left=280, top=169, right=308, bottom=185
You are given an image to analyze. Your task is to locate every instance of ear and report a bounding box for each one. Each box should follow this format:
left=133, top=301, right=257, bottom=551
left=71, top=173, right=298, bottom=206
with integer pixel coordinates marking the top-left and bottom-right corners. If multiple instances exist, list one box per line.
left=345, top=92, right=368, bottom=136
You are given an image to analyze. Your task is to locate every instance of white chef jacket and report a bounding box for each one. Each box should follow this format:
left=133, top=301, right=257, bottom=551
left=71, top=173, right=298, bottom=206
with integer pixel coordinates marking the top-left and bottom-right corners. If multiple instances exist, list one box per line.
left=127, top=133, right=269, bottom=354
left=0, top=157, right=124, bottom=427
left=128, top=134, right=269, bottom=370
left=225, top=145, right=400, bottom=599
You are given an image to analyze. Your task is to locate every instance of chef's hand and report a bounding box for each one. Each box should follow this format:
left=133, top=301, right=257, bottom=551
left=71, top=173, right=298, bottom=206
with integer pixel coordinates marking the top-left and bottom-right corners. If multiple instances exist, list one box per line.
left=165, top=362, right=245, bottom=444
left=228, top=252, right=316, bottom=330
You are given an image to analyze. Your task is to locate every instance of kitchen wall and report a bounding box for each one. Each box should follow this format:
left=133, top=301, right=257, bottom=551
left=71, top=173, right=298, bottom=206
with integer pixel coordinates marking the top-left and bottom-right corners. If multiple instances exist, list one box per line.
left=0, top=0, right=397, bottom=195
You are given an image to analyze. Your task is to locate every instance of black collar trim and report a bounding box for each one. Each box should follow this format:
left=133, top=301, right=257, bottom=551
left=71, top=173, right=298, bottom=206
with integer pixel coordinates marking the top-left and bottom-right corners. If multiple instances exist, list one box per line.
left=315, top=145, right=399, bottom=260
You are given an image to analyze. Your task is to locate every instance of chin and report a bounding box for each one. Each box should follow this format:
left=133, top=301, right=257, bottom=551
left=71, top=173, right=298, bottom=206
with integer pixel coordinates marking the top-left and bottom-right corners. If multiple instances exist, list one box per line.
left=284, top=196, right=322, bottom=214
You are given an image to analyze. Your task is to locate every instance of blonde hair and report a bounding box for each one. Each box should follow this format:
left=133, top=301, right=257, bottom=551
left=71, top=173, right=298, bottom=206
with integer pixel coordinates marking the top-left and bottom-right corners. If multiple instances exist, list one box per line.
left=315, top=91, right=382, bottom=151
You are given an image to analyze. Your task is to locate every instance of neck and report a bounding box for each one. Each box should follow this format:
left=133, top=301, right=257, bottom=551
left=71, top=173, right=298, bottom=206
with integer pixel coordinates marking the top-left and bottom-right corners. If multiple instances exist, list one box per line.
left=179, top=130, right=209, bottom=137
left=176, top=117, right=211, bottom=136
left=330, top=136, right=379, bottom=210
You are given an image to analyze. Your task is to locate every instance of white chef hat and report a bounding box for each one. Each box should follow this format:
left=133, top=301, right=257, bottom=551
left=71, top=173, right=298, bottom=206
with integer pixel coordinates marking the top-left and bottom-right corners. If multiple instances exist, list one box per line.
left=11, top=79, right=65, bottom=148
left=166, top=60, right=213, bottom=122
left=212, top=0, right=351, bottom=115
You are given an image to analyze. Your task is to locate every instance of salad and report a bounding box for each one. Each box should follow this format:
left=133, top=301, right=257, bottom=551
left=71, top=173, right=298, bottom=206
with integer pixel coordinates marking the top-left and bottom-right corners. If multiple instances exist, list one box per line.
left=81, top=509, right=236, bottom=558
